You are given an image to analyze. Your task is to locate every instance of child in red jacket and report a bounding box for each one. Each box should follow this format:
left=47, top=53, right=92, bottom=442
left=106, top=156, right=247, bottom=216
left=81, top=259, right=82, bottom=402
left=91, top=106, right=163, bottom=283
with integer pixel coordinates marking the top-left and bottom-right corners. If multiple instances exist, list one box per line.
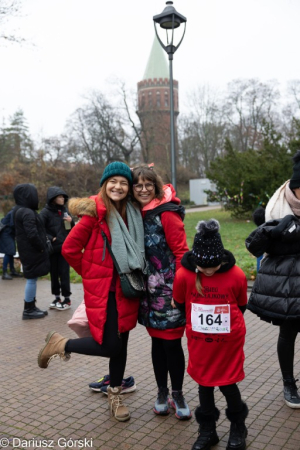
left=173, top=219, right=248, bottom=450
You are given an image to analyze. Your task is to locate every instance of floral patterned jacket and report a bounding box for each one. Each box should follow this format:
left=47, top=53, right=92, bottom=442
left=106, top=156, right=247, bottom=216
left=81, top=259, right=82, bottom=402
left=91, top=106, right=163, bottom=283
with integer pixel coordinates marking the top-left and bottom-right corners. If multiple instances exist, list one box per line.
left=138, top=202, right=188, bottom=330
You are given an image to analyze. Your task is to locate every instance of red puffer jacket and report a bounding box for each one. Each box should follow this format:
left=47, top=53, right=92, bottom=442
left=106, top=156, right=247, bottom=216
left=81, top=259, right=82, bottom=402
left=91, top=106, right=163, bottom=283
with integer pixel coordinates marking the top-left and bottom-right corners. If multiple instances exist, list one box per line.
left=62, top=196, right=139, bottom=344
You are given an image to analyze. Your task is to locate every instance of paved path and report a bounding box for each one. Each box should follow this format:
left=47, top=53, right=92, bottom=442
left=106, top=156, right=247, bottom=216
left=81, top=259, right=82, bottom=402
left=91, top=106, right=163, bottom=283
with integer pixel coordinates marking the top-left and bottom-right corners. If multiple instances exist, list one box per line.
left=0, top=278, right=300, bottom=450
left=185, top=205, right=221, bottom=213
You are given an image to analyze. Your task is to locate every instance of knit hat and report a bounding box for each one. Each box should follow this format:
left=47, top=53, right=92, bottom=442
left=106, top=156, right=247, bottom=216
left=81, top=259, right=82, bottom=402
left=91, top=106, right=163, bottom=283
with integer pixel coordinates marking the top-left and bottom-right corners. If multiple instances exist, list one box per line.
left=289, top=150, right=300, bottom=190
left=192, top=219, right=224, bottom=268
left=100, top=162, right=132, bottom=187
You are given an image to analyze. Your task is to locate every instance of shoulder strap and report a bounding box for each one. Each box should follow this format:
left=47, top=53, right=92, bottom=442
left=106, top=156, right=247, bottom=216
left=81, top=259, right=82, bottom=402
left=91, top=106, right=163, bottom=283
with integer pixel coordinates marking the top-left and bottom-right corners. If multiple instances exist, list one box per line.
left=144, top=202, right=185, bottom=221
left=101, top=230, right=122, bottom=275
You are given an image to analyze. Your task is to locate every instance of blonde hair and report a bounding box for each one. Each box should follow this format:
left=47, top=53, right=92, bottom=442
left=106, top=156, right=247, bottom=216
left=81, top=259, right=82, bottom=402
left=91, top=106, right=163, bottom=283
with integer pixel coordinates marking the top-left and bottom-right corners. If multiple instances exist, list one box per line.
left=195, top=262, right=225, bottom=294
left=195, top=272, right=203, bottom=295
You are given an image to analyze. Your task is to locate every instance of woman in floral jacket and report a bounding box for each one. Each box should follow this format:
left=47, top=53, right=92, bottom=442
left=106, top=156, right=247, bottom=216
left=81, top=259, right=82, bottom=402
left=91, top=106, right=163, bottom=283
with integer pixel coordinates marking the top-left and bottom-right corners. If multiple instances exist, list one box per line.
left=132, top=165, right=191, bottom=420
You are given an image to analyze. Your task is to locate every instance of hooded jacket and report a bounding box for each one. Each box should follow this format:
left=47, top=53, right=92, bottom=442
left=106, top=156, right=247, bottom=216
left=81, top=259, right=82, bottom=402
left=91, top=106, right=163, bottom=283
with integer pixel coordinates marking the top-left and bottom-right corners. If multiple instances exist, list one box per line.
left=13, top=184, right=50, bottom=278
left=173, top=249, right=247, bottom=386
left=39, top=186, right=74, bottom=253
left=138, top=184, right=188, bottom=336
left=246, top=215, right=300, bottom=324
left=62, top=196, right=140, bottom=344
left=0, top=209, right=16, bottom=255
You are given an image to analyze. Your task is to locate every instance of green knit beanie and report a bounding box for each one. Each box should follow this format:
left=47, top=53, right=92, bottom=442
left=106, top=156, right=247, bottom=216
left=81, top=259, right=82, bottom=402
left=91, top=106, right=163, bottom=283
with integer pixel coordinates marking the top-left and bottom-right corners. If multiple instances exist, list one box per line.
left=100, top=162, right=133, bottom=187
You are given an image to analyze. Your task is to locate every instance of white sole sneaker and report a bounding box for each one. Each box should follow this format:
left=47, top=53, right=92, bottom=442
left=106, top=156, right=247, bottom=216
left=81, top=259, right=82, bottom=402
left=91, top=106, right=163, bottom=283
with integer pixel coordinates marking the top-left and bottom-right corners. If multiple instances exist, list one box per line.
left=49, top=301, right=61, bottom=309
left=284, top=399, right=300, bottom=408
left=55, top=303, right=71, bottom=311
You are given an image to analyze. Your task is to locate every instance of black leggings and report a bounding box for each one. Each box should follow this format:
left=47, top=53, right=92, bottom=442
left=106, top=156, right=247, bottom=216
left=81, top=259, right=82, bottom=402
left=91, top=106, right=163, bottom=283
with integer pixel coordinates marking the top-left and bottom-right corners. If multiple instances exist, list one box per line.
left=50, top=252, right=71, bottom=298
left=151, top=336, right=185, bottom=391
left=277, top=321, right=299, bottom=380
left=65, top=292, right=129, bottom=387
left=199, top=384, right=243, bottom=415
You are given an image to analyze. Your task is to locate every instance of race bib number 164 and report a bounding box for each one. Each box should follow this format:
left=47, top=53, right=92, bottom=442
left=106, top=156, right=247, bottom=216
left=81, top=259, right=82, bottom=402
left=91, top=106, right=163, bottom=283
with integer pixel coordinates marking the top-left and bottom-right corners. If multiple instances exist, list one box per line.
left=191, top=303, right=231, bottom=334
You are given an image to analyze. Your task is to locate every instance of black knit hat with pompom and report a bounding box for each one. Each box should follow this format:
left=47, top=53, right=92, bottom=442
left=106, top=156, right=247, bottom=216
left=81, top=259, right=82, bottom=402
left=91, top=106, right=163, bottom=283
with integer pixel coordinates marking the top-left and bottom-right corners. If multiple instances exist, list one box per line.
left=192, top=219, right=224, bottom=268
left=289, top=150, right=300, bottom=190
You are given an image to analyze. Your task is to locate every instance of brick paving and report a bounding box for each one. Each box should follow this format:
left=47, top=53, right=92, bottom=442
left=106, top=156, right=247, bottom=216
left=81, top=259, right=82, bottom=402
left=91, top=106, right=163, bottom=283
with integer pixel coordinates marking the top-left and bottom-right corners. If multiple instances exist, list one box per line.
left=0, top=278, right=300, bottom=450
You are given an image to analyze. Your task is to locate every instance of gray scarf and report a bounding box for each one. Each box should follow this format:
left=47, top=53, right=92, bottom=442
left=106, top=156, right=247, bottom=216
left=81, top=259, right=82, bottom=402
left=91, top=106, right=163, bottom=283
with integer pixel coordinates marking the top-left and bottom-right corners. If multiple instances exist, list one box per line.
left=108, top=201, right=147, bottom=274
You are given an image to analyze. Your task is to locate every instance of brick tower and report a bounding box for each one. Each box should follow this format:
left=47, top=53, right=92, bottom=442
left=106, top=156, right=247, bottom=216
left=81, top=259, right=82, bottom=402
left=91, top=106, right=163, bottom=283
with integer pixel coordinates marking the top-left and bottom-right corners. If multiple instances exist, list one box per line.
left=137, top=36, right=179, bottom=180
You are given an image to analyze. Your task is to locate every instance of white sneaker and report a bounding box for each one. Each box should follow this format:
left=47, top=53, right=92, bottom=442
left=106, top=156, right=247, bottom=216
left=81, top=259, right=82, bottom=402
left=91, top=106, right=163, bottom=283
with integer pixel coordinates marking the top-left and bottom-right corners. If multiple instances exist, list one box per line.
left=56, top=301, right=71, bottom=311
left=49, top=299, right=61, bottom=309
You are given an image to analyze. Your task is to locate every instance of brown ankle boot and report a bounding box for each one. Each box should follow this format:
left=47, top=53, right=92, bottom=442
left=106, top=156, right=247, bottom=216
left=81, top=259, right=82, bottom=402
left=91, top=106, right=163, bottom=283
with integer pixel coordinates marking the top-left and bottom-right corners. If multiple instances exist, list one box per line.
left=107, top=386, right=130, bottom=422
left=38, top=331, right=70, bottom=369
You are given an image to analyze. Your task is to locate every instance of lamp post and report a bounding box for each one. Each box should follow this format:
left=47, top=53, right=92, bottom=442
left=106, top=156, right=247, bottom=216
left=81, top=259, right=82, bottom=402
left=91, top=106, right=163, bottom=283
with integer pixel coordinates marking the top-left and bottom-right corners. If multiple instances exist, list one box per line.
left=153, top=1, right=186, bottom=191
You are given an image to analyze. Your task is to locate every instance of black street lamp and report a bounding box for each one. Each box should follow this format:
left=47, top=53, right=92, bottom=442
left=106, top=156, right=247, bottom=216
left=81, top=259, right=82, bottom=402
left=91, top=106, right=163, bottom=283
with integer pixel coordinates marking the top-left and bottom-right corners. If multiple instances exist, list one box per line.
left=153, top=1, right=186, bottom=191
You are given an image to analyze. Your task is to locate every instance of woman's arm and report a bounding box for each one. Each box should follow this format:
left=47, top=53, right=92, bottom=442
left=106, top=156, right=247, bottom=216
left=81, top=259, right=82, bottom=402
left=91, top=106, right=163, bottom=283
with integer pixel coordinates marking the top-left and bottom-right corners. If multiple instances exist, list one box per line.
left=62, top=215, right=95, bottom=276
left=161, top=211, right=189, bottom=271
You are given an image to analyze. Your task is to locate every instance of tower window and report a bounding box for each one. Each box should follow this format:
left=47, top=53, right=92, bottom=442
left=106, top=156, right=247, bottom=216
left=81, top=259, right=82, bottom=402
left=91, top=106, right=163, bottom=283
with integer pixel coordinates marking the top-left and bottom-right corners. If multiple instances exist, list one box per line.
left=156, top=92, right=161, bottom=107
left=148, top=92, right=152, bottom=107
left=164, top=91, right=168, bottom=107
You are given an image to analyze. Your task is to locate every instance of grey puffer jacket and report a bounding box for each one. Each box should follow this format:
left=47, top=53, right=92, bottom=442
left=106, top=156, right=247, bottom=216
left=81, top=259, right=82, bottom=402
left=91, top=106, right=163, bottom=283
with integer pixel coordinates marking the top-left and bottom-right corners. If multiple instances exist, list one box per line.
left=246, top=214, right=300, bottom=324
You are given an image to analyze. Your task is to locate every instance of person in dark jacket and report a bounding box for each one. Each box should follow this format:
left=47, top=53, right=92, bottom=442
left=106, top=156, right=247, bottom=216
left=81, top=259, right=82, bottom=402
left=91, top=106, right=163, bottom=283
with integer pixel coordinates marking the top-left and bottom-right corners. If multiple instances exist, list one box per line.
left=13, top=183, right=50, bottom=320
left=131, top=165, right=191, bottom=420
left=246, top=213, right=300, bottom=409
left=39, top=187, right=74, bottom=310
left=247, top=151, right=300, bottom=409
left=0, top=208, right=23, bottom=280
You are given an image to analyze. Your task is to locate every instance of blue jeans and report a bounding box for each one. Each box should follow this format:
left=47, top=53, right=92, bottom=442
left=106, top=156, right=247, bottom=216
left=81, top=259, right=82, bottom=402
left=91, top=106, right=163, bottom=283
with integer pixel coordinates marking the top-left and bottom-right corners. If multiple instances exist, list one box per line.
left=3, top=254, right=14, bottom=271
left=24, top=278, right=38, bottom=302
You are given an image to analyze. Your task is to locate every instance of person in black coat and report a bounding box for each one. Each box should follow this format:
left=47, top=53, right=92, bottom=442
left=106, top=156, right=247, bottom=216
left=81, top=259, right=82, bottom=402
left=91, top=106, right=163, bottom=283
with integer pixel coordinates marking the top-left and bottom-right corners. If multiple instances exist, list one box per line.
left=13, top=183, right=50, bottom=320
left=39, top=186, right=74, bottom=310
left=0, top=208, right=23, bottom=280
left=246, top=214, right=300, bottom=409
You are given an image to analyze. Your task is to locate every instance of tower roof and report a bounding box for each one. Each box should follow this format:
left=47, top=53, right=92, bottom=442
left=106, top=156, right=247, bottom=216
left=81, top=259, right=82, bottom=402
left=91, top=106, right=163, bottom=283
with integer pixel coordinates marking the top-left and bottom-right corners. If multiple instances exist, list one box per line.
left=143, top=36, right=169, bottom=80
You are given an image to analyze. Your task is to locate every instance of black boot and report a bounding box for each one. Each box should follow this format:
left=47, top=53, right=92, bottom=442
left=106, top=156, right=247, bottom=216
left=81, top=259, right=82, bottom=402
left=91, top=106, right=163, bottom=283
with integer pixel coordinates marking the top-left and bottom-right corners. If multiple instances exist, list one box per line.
left=226, top=402, right=248, bottom=450
left=191, top=407, right=220, bottom=450
left=283, top=378, right=300, bottom=408
left=2, top=270, right=13, bottom=280
left=32, top=298, right=48, bottom=316
left=10, top=270, right=23, bottom=277
left=22, top=300, right=46, bottom=320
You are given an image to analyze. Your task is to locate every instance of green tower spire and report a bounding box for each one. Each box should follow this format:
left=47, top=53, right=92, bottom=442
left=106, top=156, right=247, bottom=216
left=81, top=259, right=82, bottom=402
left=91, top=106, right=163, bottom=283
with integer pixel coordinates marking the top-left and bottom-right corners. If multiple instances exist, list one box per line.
left=143, top=36, right=169, bottom=80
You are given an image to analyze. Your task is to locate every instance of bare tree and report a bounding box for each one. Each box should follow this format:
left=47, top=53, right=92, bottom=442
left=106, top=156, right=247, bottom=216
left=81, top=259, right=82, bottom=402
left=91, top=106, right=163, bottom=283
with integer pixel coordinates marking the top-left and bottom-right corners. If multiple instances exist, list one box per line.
left=66, top=88, right=142, bottom=169
left=287, top=80, right=300, bottom=111
left=178, top=85, right=226, bottom=177
left=0, top=0, right=24, bottom=43
left=224, top=78, right=280, bottom=152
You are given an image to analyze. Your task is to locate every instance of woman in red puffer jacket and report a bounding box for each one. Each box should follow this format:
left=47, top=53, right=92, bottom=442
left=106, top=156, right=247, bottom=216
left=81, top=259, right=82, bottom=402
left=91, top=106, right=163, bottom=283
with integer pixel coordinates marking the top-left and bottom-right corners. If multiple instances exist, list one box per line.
left=37, top=162, right=147, bottom=423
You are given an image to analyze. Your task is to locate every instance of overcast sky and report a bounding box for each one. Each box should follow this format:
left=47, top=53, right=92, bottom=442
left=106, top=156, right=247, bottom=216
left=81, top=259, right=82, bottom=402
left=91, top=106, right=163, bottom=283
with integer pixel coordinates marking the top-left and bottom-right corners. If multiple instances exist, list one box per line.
left=1, top=0, right=300, bottom=139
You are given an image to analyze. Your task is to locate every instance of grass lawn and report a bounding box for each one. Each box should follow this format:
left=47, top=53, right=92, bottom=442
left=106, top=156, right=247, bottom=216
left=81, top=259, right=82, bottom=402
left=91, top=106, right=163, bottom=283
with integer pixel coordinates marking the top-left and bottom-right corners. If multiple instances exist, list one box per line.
left=185, top=209, right=257, bottom=280
left=67, top=208, right=257, bottom=282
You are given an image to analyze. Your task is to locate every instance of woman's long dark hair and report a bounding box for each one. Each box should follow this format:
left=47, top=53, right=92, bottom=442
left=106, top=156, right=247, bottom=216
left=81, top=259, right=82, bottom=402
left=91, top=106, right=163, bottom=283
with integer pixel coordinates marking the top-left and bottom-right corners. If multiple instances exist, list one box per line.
left=98, top=178, right=128, bottom=222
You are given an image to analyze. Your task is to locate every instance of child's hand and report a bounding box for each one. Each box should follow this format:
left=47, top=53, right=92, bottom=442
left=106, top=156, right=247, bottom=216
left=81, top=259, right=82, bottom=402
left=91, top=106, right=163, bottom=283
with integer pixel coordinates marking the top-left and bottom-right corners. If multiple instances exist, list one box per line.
left=171, top=298, right=176, bottom=309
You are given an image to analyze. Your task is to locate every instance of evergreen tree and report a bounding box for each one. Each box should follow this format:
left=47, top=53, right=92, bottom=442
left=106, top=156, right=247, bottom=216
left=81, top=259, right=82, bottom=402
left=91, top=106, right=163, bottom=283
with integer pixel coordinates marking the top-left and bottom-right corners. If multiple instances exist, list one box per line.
left=206, top=121, right=291, bottom=217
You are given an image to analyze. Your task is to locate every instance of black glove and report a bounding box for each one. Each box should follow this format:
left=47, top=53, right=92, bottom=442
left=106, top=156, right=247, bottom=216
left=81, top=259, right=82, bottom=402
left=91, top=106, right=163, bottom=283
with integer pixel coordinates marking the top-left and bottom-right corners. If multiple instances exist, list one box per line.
left=269, top=215, right=297, bottom=239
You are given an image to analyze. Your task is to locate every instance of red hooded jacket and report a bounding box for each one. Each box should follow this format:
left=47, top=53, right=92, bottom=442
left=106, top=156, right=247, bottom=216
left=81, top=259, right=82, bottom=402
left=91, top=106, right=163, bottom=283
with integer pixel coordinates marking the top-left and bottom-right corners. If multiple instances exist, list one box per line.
left=62, top=196, right=139, bottom=344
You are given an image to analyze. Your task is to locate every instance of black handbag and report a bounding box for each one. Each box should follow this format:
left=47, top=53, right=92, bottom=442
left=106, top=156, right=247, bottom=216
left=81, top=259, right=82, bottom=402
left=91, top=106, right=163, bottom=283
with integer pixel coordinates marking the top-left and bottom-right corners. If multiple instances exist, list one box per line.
left=101, top=231, right=146, bottom=298
left=46, top=236, right=54, bottom=255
